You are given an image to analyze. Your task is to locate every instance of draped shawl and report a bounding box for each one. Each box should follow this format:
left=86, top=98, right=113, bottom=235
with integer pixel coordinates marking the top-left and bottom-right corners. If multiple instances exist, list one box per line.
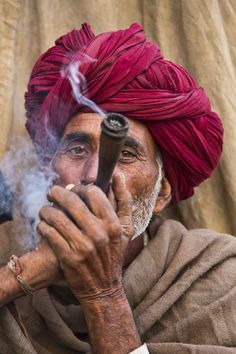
left=1, top=217, right=236, bottom=353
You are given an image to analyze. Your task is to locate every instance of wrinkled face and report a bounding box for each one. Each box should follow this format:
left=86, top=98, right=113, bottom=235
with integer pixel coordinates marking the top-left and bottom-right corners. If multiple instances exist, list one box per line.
left=51, top=113, right=161, bottom=236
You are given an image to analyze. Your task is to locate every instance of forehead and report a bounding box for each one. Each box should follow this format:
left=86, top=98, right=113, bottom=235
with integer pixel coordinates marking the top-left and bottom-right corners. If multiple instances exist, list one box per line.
left=63, top=112, right=157, bottom=155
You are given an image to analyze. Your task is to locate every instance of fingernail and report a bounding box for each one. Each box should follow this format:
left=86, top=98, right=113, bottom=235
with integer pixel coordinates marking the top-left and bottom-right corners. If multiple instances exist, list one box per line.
left=65, top=184, right=75, bottom=191
left=47, top=189, right=52, bottom=200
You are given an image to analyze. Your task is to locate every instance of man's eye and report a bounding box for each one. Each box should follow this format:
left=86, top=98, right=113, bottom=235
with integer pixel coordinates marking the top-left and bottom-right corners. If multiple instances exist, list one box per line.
left=120, top=149, right=136, bottom=161
left=67, top=146, right=86, bottom=155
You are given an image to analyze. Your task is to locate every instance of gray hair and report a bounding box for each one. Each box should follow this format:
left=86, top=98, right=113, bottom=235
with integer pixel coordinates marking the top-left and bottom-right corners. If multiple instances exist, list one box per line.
left=156, top=148, right=163, bottom=180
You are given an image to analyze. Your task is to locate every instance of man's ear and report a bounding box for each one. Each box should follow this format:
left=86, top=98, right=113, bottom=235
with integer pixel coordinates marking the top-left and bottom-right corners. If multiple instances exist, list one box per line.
left=153, top=177, right=172, bottom=214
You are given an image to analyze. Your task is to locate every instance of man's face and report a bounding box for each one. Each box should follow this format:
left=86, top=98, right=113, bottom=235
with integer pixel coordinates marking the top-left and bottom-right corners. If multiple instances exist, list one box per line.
left=51, top=113, right=162, bottom=236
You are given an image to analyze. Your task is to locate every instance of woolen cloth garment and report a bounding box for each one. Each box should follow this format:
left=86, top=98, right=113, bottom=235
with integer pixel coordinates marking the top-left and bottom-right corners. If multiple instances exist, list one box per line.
left=1, top=217, right=236, bottom=353
left=25, top=23, right=224, bottom=203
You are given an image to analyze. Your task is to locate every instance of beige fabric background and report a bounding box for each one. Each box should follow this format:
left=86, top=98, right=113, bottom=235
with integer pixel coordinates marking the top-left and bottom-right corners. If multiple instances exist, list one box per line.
left=0, top=0, right=235, bottom=242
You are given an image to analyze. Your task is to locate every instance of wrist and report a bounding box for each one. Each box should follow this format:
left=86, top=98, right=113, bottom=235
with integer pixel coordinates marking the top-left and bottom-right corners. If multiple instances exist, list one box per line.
left=0, top=242, right=61, bottom=307
left=77, top=284, right=125, bottom=305
left=80, top=287, right=141, bottom=354
left=19, top=241, right=61, bottom=289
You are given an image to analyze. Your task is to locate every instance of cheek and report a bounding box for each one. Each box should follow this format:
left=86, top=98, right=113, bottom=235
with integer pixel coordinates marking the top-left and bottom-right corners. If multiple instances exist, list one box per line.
left=51, top=155, right=84, bottom=185
left=116, top=163, right=159, bottom=199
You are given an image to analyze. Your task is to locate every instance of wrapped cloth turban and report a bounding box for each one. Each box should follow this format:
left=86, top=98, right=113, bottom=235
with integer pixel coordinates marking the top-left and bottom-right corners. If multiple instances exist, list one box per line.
left=25, top=23, right=223, bottom=203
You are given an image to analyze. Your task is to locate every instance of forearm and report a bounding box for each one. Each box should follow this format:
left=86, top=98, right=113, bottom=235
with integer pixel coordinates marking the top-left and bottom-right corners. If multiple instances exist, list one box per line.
left=81, top=288, right=141, bottom=354
left=0, top=242, right=60, bottom=307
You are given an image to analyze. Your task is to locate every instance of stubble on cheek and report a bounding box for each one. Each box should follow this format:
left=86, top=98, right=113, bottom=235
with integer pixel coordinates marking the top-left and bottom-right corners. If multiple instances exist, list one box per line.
left=131, top=172, right=162, bottom=239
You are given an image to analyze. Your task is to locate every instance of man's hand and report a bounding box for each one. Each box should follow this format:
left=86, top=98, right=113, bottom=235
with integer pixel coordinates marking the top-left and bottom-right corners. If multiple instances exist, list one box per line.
left=37, top=172, right=134, bottom=300
left=37, top=173, right=142, bottom=353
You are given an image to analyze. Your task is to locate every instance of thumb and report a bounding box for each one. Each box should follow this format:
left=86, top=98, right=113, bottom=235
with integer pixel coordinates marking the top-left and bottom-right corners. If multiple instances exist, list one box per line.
left=112, top=173, right=134, bottom=239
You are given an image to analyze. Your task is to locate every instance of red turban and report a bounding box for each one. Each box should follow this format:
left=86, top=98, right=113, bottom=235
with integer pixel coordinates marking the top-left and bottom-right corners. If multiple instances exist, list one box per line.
left=25, top=23, right=223, bottom=203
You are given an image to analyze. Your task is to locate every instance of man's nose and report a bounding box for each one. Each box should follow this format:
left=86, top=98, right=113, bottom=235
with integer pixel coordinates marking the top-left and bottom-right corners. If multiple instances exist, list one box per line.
left=80, top=154, right=99, bottom=186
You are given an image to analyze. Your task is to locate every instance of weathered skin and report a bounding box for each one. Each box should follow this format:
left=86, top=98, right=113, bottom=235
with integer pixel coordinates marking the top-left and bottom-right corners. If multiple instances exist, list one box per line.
left=51, top=113, right=160, bottom=198
left=0, top=112, right=172, bottom=354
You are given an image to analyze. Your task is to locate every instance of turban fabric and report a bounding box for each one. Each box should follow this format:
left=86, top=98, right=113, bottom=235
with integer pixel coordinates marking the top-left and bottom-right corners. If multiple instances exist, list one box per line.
left=25, top=23, right=223, bottom=203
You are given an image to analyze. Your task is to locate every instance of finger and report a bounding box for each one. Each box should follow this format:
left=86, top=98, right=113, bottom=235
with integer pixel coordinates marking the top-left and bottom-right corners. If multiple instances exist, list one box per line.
left=48, top=185, right=108, bottom=240
left=39, top=206, right=89, bottom=248
left=48, top=185, right=92, bottom=222
left=112, top=173, right=132, bottom=218
left=37, top=221, right=107, bottom=291
left=49, top=185, right=122, bottom=240
left=37, top=220, right=97, bottom=263
left=76, top=184, right=123, bottom=239
left=107, top=184, right=118, bottom=212
left=72, top=184, right=118, bottom=222
left=37, top=220, right=70, bottom=256
left=112, top=173, right=134, bottom=238
left=40, top=205, right=109, bottom=249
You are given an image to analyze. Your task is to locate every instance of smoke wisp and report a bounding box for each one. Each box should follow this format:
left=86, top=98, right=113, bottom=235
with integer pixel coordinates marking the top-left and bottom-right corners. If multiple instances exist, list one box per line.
left=1, top=137, right=57, bottom=251
left=0, top=57, right=105, bottom=252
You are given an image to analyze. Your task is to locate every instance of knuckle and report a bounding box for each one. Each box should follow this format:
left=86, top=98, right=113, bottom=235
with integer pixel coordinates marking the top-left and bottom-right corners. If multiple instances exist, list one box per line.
left=58, top=247, right=75, bottom=265
left=86, top=184, right=100, bottom=198
left=109, top=221, right=122, bottom=237
left=84, top=242, right=96, bottom=258
left=63, top=192, right=78, bottom=209
left=127, top=192, right=133, bottom=206
left=56, top=217, right=68, bottom=230
left=123, top=192, right=132, bottom=211
left=122, top=217, right=135, bottom=237
left=45, top=226, right=56, bottom=238
left=39, top=206, right=49, bottom=219
left=39, top=222, right=55, bottom=239
left=127, top=224, right=135, bottom=238
left=94, top=232, right=109, bottom=248
left=50, top=185, right=60, bottom=196
left=63, top=192, right=88, bottom=215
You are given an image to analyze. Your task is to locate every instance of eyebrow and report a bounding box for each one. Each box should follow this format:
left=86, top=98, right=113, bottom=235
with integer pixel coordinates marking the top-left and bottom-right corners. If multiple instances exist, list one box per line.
left=124, top=136, right=145, bottom=153
left=60, top=132, right=91, bottom=147
left=60, top=132, right=145, bottom=154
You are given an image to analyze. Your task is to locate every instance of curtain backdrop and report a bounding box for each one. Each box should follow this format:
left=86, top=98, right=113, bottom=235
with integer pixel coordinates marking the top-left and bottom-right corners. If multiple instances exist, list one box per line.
left=0, top=0, right=236, bottom=243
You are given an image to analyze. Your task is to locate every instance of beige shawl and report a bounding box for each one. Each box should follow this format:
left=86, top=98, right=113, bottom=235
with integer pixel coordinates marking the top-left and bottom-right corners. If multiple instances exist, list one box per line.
left=1, top=217, right=236, bottom=353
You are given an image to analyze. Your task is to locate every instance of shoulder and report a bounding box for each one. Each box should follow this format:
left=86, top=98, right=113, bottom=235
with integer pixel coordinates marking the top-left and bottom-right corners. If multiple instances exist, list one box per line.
left=139, top=219, right=236, bottom=347
left=148, top=218, right=236, bottom=316
left=147, top=217, right=236, bottom=290
left=149, top=216, right=236, bottom=261
left=152, top=216, right=236, bottom=285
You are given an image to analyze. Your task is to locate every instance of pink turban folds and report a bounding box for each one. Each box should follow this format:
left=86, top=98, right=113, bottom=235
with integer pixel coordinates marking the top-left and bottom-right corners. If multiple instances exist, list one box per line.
left=25, top=23, right=223, bottom=203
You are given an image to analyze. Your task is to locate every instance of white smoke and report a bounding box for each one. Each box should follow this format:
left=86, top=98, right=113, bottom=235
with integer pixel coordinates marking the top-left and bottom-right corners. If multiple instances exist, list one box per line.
left=63, top=54, right=106, bottom=117
left=0, top=137, right=57, bottom=250
left=0, top=58, right=105, bottom=252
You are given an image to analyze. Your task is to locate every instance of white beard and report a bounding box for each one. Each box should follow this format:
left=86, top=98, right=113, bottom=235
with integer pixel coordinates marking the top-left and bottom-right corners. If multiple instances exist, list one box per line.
left=131, top=171, right=162, bottom=239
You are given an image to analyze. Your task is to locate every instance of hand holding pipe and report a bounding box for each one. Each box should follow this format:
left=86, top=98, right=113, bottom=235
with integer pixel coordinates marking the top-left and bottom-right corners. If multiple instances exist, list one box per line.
left=95, top=113, right=129, bottom=193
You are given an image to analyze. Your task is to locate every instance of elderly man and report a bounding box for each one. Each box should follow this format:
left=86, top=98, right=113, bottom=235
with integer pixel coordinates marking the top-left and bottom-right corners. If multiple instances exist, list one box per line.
left=0, top=23, right=236, bottom=354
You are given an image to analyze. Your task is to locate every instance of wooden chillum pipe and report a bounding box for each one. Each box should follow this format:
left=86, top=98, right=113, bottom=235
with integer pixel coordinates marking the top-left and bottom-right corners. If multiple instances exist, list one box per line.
left=95, top=113, right=129, bottom=193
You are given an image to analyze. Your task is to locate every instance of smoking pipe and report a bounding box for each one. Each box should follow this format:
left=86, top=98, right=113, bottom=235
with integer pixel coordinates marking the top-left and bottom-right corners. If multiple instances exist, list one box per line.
left=95, top=113, right=129, bottom=193
left=0, top=170, right=13, bottom=224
